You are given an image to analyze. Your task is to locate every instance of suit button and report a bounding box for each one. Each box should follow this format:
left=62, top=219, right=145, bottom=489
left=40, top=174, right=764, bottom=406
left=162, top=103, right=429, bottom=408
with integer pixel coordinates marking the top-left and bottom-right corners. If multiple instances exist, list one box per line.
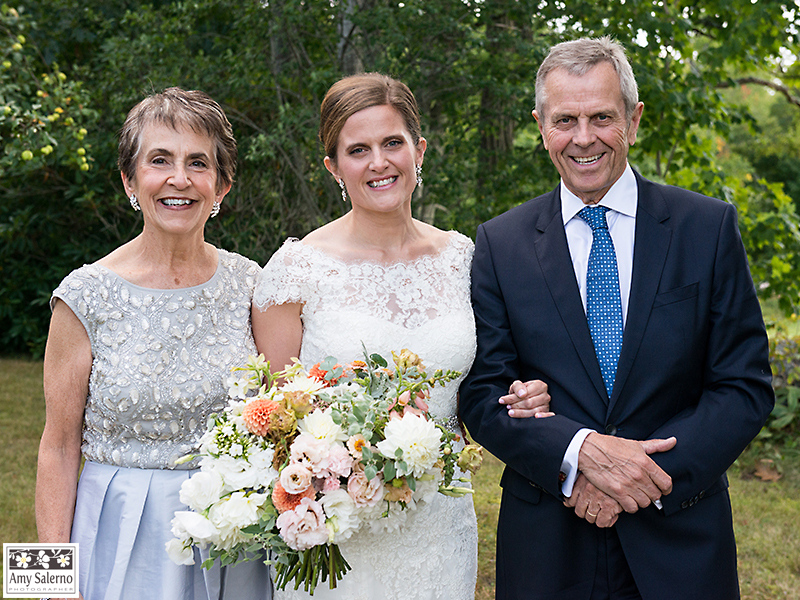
left=605, top=424, right=618, bottom=436
left=681, top=500, right=689, bottom=509
left=698, top=490, right=705, bottom=499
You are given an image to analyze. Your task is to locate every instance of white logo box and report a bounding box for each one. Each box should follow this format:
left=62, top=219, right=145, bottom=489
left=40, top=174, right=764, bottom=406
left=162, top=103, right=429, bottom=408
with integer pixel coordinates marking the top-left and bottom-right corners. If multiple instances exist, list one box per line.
left=3, top=543, right=79, bottom=598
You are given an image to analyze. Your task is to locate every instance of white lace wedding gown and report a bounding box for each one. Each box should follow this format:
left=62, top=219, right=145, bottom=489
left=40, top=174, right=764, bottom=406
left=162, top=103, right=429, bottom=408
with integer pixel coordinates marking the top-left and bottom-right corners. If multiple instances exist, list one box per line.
left=253, top=232, right=478, bottom=600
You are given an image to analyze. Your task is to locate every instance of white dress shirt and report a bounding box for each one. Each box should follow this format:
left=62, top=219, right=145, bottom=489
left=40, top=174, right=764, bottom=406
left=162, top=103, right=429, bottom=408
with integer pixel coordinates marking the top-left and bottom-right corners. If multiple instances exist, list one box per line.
left=559, top=164, right=638, bottom=497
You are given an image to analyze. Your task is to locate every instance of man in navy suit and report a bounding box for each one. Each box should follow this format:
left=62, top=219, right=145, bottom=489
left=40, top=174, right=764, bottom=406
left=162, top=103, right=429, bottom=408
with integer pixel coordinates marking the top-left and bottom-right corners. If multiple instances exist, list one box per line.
left=460, top=37, right=774, bottom=599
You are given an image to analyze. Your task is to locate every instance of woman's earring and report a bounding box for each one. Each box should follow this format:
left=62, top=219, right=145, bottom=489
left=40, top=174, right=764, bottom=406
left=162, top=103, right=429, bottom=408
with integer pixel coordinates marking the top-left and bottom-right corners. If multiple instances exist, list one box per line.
left=415, top=164, right=423, bottom=187
left=210, top=201, right=221, bottom=218
left=338, top=179, right=347, bottom=202
left=129, top=194, right=141, bottom=211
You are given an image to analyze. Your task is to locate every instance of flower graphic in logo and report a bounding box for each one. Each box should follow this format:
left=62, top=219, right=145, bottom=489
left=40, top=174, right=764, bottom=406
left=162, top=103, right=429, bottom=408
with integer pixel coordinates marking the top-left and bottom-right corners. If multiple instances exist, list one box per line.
left=57, top=553, right=71, bottom=567
left=37, top=550, right=51, bottom=567
left=14, top=552, right=31, bottom=568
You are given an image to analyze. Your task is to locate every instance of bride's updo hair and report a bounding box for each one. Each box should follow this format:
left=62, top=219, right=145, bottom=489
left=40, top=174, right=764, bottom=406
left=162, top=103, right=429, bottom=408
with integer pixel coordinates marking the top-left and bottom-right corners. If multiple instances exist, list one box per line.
left=319, top=73, right=422, bottom=163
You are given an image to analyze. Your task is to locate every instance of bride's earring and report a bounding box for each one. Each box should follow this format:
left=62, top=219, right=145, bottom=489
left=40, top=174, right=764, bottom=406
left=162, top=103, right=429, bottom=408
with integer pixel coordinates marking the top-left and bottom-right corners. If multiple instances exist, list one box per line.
left=210, top=201, right=221, bottom=218
left=129, top=194, right=141, bottom=211
left=415, top=164, right=423, bottom=187
left=338, top=179, right=347, bottom=202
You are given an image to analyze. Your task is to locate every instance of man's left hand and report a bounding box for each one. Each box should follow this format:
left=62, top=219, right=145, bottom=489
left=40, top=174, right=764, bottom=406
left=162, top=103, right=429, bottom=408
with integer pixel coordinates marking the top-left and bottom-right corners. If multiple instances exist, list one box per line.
left=564, top=472, right=622, bottom=528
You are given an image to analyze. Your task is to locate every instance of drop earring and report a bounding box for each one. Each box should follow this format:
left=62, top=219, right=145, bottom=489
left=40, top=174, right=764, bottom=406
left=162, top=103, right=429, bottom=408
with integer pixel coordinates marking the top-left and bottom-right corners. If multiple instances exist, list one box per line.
left=129, top=194, right=141, bottom=211
left=338, top=179, right=347, bottom=202
left=415, top=164, right=423, bottom=187
left=210, top=201, right=221, bottom=218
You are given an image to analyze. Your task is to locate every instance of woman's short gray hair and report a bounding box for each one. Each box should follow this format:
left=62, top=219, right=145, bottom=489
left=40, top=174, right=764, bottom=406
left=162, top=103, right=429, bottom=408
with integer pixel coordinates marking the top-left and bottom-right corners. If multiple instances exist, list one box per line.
left=118, top=87, right=237, bottom=192
left=535, top=37, right=639, bottom=122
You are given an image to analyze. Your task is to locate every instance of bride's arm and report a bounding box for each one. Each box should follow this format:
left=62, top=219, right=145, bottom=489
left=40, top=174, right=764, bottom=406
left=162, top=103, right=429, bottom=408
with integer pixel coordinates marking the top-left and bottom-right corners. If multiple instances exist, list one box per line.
left=251, top=301, right=303, bottom=374
left=499, top=379, right=554, bottom=419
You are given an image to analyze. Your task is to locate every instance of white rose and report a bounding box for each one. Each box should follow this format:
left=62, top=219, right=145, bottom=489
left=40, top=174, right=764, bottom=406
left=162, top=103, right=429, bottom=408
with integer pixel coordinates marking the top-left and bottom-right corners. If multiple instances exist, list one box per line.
left=297, top=407, right=347, bottom=443
left=320, top=488, right=360, bottom=543
left=376, top=413, right=442, bottom=477
left=179, top=470, right=224, bottom=511
left=165, top=538, right=195, bottom=565
left=170, top=511, right=220, bottom=546
left=208, top=491, right=267, bottom=550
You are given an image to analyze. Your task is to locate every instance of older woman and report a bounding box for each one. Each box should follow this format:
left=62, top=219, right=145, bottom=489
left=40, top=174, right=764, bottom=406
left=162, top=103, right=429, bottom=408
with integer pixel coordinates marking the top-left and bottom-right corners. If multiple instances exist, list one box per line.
left=252, top=73, right=551, bottom=600
left=36, top=88, right=270, bottom=600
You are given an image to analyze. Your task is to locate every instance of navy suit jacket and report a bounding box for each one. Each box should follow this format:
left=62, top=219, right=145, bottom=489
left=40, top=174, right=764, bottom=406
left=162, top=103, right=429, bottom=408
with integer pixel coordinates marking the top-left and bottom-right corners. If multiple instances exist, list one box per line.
left=459, top=171, right=774, bottom=600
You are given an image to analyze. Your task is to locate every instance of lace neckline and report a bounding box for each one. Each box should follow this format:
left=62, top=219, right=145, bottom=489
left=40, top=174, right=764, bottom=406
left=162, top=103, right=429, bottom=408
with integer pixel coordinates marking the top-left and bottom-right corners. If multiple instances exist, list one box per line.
left=91, top=247, right=223, bottom=293
left=291, top=231, right=463, bottom=269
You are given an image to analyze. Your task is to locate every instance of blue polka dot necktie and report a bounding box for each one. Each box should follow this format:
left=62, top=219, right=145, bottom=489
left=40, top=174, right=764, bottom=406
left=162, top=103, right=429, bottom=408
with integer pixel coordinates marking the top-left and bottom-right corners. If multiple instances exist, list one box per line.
left=579, top=206, right=623, bottom=398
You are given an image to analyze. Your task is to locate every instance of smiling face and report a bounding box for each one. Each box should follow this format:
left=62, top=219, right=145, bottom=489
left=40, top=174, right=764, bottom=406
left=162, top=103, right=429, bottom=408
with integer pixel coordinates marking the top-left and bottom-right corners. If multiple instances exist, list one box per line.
left=533, top=61, right=643, bottom=205
left=324, top=104, right=425, bottom=216
left=122, top=122, right=230, bottom=237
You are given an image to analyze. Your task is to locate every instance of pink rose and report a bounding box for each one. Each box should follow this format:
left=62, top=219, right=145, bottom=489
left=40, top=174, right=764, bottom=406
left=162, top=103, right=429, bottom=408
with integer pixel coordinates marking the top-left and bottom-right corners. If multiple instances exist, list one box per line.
left=276, top=498, right=329, bottom=551
left=280, top=463, right=313, bottom=494
left=346, top=464, right=383, bottom=507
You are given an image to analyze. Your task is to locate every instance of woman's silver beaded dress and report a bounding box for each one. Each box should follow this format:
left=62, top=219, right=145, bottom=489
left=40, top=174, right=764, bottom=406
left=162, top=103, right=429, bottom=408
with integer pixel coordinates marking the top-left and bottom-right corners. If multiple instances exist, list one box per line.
left=253, top=233, right=478, bottom=600
left=52, top=248, right=271, bottom=600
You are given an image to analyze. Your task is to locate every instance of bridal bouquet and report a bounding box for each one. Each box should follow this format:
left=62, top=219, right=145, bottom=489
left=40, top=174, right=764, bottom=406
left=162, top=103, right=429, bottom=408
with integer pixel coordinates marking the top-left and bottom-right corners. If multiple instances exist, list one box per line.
left=167, top=348, right=483, bottom=594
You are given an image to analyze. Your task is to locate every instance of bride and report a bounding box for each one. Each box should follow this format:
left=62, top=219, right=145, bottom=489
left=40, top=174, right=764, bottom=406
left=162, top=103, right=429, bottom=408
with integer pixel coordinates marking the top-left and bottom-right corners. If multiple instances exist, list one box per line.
left=252, top=73, right=550, bottom=599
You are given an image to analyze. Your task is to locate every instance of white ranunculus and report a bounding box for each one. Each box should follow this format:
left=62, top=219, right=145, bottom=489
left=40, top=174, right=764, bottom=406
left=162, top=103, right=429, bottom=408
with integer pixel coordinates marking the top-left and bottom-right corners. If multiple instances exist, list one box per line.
left=170, top=510, right=220, bottom=546
left=320, top=488, right=360, bottom=543
left=165, top=538, right=195, bottom=565
left=179, top=470, right=225, bottom=511
left=297, top=407, right=347, bottom=443
left=376, top=413, right=442, bottom=477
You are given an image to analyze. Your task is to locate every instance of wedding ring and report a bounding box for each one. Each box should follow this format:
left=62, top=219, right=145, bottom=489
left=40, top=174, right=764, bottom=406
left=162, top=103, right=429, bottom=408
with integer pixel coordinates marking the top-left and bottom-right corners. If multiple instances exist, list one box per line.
left=587, top=510, right=598, bottom=518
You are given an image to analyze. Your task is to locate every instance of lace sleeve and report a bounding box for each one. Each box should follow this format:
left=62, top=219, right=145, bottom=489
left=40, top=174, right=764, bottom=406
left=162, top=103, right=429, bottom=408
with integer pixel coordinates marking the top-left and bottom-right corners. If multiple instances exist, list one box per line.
left=253, top=238, right=312, bottom=311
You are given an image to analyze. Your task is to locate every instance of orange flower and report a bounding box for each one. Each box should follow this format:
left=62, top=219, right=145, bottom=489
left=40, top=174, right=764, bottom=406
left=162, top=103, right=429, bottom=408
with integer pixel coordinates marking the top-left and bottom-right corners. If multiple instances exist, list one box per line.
left=309, top=363, right=342, bottom=386
left=272, top=480, right=315, bottom=513
left=242, top=398, right=282, bottom=437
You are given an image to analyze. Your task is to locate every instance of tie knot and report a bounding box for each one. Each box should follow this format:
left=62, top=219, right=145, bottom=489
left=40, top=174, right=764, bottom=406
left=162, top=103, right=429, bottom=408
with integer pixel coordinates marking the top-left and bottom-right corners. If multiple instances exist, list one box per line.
left=578, top=205, right=610, bottom=231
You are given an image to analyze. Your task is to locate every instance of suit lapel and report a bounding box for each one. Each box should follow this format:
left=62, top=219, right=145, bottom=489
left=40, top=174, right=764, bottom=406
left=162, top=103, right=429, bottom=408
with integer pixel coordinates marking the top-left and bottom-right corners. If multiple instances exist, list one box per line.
left=608, top=174, right=672, bottom=414
left=533, top=188, right=608, bottom=402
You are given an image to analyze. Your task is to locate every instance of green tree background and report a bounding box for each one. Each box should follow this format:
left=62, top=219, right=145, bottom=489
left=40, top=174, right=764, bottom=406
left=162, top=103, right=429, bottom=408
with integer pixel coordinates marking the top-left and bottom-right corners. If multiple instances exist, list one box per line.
left=3, top=0, right=800, bottom=356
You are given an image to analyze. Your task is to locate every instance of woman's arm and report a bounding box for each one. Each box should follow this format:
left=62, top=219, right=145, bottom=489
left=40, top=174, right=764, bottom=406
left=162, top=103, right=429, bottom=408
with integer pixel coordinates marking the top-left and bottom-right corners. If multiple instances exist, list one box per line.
left=251, top=301, right=303, bottom=374
left=35, top=300, right=92, bottom=543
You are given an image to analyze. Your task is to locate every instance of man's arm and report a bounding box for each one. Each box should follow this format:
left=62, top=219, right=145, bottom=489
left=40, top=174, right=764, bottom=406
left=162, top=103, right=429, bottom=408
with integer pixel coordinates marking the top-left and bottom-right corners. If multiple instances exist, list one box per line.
left=460, top=223, right=591, bottom=498
left=642, top=203, right=773, bottom=514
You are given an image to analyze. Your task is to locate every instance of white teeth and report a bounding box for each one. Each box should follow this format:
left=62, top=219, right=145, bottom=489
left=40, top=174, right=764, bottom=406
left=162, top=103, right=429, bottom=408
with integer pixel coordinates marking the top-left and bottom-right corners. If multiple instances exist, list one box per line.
left=368, top=176, right=397, bottom=188
left=161, top=198, right=193, bottom=206
left=574, top=154, right=602, bottom=165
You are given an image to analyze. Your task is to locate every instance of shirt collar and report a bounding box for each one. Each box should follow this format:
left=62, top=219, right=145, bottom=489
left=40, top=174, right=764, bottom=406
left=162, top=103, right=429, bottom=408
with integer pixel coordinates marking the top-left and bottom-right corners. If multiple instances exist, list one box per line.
left=561, top=163, right=638, bottom=225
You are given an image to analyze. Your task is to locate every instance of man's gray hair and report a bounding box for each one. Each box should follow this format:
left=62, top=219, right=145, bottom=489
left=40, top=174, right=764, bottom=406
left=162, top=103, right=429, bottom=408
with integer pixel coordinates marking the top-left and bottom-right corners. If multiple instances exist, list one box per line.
left=535, top=36, right=639, bottom=122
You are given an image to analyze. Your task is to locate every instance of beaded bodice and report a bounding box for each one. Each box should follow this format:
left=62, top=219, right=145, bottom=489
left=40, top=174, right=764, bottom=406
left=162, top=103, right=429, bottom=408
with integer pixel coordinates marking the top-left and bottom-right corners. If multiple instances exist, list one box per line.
left=253, top=232, right=476, bottom=427
left=52, top=249, right=260, bottom=469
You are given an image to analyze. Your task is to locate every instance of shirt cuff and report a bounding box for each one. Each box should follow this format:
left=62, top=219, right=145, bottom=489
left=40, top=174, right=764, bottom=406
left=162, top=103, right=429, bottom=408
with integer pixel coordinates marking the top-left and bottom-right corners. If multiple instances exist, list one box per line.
left=560, top=428, right=594, bottom=497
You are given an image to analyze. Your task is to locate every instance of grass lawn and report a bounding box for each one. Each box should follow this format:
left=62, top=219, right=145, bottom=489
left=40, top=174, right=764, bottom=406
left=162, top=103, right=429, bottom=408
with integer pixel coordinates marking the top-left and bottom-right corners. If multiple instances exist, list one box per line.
left=1, top=357, right=799, bottom=598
